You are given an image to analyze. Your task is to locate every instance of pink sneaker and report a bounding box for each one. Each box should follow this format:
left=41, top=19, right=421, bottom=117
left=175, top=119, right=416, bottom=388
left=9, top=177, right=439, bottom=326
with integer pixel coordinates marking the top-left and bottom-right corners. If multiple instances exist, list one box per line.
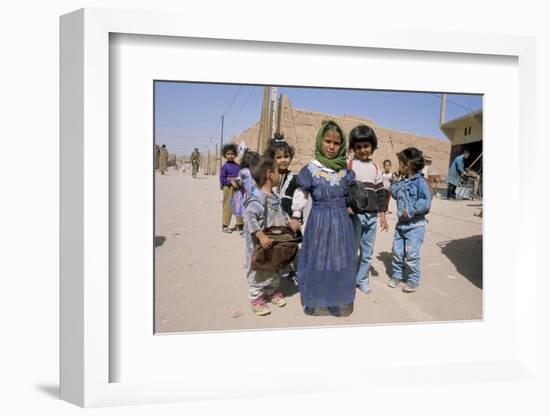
left=251, top=297, right=270, bottom=316
left=269, top=292, right=287, bottom=307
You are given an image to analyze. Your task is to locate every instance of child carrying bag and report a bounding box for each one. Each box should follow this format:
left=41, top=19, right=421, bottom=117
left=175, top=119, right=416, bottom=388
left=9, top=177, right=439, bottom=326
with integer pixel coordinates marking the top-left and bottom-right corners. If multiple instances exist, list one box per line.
left=347, top=180, right=388, bottom=213
left=250, top=200, right=299, bottom=272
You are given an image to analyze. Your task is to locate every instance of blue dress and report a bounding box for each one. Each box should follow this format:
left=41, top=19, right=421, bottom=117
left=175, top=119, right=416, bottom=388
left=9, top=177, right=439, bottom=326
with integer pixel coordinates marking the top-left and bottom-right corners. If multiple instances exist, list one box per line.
left=296, top=161, right=357, bottom=310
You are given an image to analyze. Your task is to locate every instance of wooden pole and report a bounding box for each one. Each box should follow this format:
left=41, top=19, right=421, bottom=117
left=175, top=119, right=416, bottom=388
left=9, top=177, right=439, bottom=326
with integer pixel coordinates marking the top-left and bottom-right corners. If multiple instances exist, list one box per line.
left=467, top=152, right=483, bottom=169
left=257, top=86, right=270, bottom=154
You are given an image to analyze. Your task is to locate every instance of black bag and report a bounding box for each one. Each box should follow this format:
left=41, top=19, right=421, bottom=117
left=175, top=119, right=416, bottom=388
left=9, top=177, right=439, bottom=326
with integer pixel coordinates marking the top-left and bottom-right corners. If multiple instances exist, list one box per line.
left=347, top=180, right=380, bottom=213
left=250, top=200, right=299, bottom=272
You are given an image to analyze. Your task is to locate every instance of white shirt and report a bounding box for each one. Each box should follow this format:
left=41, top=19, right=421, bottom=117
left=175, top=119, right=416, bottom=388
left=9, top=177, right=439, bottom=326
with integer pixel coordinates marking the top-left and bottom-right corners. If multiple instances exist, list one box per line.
left=381, top=171, right=392, bottom=190
left=350, top=158, right=382, bottom=184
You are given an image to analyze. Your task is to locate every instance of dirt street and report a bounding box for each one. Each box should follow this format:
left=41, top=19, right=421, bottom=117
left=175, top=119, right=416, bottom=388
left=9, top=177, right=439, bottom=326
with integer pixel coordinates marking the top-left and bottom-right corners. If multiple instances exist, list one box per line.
left=155, top=168, right=482, bottom=333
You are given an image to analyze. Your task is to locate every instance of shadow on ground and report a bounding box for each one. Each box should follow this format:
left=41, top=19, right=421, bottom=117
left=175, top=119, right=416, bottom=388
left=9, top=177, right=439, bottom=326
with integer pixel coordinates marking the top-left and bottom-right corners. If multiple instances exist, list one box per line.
left=280, top=275, right=299, bottom=298
left=154, top=236, right=166, bottom=247
left=437, top=235, right=482, bottom=289
left=376, top=251, right=393, bottom=278
left=35, top=384, right=59, bottom=399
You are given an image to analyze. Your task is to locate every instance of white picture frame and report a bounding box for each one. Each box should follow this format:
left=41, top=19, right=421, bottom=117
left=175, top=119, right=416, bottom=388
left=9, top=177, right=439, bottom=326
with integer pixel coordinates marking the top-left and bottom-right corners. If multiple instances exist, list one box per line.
left=60, top=7, right=538, bottom=408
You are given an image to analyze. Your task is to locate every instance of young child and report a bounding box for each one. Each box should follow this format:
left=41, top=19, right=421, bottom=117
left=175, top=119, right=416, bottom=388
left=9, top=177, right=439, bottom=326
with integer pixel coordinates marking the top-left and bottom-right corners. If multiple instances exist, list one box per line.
left=263, top=133, right=301, bottom=221
left=219, top=144, right=243, bottom=233
left=244, top=157, right=298, bottom=316
left=231, top=149, right=261, bottom=236
left=263, top=133, right=303, bottom=282
left=347, top=125, right=389, bottom=295
left=387, top=147, right=432, bottom=292
left=291, top=120, right=357, bottom=317
left=381, top=159, right=393, bottom=213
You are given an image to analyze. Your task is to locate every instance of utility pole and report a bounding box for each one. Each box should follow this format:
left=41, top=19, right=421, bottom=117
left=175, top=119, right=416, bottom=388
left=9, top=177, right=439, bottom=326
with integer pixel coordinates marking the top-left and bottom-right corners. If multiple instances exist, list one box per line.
left=268, top=87, right=277, bottom=139
left=257, top=86, right=271, bottom=154
left=220, top=114, right=224, bottom=153
left=215, top=143, right=219, bottom=174
left=439, top=93, right=447, bottom=126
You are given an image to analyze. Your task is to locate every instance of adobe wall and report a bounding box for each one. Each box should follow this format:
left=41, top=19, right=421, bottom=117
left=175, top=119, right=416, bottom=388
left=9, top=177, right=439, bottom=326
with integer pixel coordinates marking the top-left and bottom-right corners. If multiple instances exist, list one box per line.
left=234, top=94, right=451, bottom=176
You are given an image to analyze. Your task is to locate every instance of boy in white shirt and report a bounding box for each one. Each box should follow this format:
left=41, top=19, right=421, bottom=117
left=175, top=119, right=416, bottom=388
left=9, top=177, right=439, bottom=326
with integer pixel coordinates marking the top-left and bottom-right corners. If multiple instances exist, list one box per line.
left=381, top=159, right=393, bottom=213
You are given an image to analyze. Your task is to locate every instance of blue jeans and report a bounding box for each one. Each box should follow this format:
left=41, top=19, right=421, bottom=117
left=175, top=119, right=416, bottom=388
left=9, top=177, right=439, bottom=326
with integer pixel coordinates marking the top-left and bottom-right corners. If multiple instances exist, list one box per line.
left=354, top=212, right=378, bottom=292
left=392, top=220, right=426, bottom=285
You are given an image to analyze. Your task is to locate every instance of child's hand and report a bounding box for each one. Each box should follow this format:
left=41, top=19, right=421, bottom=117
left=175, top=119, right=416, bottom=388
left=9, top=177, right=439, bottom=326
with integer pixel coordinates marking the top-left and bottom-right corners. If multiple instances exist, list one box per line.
left=258, top=234, right=273, bottom=249
left=379, top=213, right=389, bottom=232
left=287, top=218, right=301, bottom=233
left=230, top=180, right=238, bottom=189
left=402, top=208, right=410, bottom=219
left=347, top=207, right=354, bottom=215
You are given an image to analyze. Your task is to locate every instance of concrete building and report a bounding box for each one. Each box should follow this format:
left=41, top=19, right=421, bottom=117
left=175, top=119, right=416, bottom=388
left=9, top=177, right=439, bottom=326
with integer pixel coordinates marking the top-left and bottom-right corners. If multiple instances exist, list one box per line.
left=440, top=108, right=483, bottom=170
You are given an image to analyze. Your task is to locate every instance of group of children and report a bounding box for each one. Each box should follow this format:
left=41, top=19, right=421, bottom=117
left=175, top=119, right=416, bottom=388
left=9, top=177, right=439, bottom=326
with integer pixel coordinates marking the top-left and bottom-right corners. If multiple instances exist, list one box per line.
left=219, top=120, right=432, bottom=317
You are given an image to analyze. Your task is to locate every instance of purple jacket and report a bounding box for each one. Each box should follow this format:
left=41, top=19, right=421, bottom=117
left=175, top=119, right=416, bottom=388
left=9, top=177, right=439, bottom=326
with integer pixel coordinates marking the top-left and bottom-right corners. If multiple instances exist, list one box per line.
left=220, top=161, right=240, bottom=187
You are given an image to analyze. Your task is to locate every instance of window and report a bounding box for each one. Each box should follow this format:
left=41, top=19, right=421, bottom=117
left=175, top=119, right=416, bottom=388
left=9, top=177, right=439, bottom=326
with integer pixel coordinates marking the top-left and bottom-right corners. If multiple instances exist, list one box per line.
left=464, top=127, right=468, bottom=136
left=468, top=126, right=472, bottom=135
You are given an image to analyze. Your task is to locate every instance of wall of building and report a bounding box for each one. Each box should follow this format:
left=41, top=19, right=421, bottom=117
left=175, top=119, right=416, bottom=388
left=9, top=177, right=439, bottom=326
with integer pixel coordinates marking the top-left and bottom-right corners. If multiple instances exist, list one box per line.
left=234, top=94, right=452, bottom=176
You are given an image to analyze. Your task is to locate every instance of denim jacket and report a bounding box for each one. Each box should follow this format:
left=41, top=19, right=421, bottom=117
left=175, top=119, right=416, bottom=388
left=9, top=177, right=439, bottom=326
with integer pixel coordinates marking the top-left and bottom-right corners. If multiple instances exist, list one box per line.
left=390, top=173, right=431, bottom=223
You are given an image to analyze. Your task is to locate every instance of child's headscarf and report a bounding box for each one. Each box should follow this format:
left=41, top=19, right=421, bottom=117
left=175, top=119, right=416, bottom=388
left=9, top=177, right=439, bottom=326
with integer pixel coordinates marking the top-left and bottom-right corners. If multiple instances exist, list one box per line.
left=314, top=120, right=348, bottom=171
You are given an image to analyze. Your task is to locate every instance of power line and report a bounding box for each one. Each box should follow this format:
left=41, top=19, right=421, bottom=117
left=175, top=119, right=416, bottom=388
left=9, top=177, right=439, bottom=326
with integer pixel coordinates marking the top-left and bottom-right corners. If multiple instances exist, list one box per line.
left=156, top=117, right=219, bottom=127
left=429, top=93, right=476, bottom=113
left=222, top=86, right=242, bottom=116
left=156, top=134, right=214, bottom=139
left=209, top=117, right=222, bottom=139
left=225, top=87, right=256, bottom=137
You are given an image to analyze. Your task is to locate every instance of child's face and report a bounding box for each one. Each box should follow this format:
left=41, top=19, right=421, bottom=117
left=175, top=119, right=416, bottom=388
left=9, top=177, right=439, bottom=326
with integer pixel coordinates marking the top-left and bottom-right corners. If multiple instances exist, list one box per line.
left=225, top=151, right=236, bottom=161
left=398, top=159, right=409, bottom=176
left=353, top=142, right=373, bottom=161
left=383, top=162, right=391, bottom=173
left=274, top=148, right=291, bottom=172
left=321, top=130, right=342, bottom=159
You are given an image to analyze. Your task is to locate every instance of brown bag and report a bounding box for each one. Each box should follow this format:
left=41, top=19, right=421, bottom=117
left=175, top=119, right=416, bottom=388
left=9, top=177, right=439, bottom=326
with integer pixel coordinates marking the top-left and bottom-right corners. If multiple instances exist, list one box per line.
left=250, top=200, right=299, bottom=272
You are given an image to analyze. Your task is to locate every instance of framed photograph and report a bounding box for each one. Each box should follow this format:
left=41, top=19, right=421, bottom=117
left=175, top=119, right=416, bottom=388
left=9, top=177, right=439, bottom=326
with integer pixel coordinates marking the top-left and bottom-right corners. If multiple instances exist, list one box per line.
left=60, top=8, right=537, bottom=408
left=152, top=80, right=484, bottom=334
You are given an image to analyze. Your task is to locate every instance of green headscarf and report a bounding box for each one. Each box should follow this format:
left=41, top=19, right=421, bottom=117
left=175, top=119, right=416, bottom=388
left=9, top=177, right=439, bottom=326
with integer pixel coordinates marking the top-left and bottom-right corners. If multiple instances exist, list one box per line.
left=314, top=119, right=348, bottom=171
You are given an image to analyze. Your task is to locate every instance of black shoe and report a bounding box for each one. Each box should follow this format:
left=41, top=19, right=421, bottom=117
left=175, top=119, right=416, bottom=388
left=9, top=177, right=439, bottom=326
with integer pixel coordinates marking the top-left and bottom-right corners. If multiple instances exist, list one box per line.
left=304, top=306, right=315, bottom=316
left=328, top=306, right=341, bottom=317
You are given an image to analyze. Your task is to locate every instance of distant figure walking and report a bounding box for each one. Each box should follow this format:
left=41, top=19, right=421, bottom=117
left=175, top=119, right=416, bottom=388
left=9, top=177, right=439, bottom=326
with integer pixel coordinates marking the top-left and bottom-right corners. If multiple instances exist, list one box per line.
left=155, top=144, right=160, bottom=170
left=159, top=144, right=169, bottom=175
left=191, top=148, right=201, bottom=178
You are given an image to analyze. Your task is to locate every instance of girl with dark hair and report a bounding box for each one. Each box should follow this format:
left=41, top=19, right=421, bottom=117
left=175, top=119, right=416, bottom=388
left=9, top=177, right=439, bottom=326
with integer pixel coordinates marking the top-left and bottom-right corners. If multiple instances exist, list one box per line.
left=220, top=143, right=242, bottom=233
left=291, top=120, right=357, bottom=317
left=387, top=147, right=432, bottom=293
left=231, top=149, right=261, bottom=236
left=264, top=133, right=302, bottom=280
left=263, top=133, right=302, bottom=222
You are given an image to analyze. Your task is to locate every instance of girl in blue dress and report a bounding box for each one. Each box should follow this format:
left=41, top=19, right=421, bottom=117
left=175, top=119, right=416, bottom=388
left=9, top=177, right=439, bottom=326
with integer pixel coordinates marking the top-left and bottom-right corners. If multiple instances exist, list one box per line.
left=290, top=120, right=357, bottom=317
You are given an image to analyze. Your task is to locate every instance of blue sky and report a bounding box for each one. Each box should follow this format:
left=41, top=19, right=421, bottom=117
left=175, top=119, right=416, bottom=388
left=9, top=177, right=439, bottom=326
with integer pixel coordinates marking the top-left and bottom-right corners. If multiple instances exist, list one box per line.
left=154, top=82, right=482, bottom=156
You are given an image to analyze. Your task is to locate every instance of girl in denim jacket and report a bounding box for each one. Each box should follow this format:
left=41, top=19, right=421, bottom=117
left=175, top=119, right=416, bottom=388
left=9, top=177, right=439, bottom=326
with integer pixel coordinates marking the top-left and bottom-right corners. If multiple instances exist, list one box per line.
left=387, top=147, right=431, bottom=292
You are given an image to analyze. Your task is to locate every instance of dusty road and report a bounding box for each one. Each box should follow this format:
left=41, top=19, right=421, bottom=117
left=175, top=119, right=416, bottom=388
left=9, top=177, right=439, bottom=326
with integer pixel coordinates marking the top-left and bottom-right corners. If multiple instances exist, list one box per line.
left=155, top=168, right=482, bottom=333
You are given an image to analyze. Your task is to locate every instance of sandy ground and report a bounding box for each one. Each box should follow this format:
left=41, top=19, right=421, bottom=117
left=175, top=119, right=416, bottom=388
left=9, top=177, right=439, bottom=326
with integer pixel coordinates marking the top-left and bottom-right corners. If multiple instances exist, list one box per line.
left=155, top=167, right=482, bottom=333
